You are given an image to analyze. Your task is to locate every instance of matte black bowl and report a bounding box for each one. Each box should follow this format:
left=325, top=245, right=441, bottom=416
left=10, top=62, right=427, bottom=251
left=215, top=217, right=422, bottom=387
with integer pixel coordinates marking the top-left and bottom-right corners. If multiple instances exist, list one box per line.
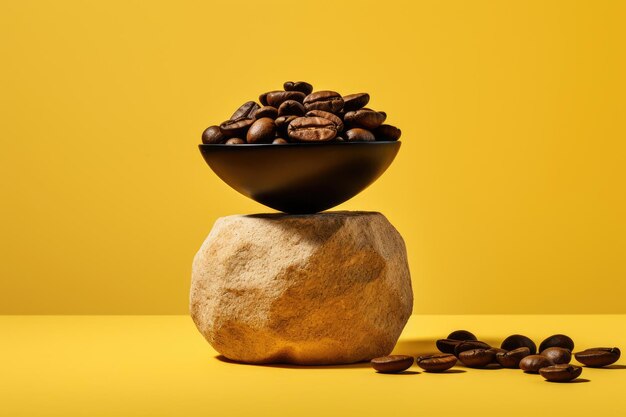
left=199, top=141, right=400, bottom=214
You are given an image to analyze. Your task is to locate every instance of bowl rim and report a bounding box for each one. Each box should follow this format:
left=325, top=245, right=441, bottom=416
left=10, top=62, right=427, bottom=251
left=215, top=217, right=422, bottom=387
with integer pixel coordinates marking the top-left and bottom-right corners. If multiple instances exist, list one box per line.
left=199, top=140, right=401, bottom=148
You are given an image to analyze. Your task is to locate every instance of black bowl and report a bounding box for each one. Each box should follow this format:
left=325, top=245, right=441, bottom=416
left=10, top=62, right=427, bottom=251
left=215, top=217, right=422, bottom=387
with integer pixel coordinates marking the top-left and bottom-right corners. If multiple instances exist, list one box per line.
left=198, top=141, right=401, bottom=214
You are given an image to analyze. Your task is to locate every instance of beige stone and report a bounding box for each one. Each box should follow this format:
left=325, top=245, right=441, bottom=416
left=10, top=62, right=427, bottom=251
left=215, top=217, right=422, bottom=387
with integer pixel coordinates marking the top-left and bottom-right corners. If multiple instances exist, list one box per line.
left=190, top=211, right=412, bottom=365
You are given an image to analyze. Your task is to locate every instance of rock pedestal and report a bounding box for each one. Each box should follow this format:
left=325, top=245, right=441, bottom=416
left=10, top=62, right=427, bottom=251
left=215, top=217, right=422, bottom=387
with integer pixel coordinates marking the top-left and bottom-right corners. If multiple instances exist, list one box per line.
left=190, top=211, right=412, bottom=365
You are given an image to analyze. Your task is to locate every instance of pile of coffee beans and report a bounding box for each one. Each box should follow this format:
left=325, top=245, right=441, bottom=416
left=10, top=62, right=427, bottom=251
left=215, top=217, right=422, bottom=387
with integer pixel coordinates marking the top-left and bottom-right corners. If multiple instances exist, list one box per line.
left=201, top=81, right=401, bottom=145
left=370, top=330, right=620, bottom=383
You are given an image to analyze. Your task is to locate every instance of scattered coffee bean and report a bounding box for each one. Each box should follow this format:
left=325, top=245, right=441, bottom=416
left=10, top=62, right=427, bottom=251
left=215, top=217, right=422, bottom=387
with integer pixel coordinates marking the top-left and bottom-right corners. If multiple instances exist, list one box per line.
left=342, top=93, right=370, bottom=111
left=539, top=364, right=583, bottom=382
left=272, top=138, right=288, bottom=144
left=230, top=101, right=260, bottom=121
left=287, top=116, right=337, bottom=142
left=306, top=110, right=344, bottom=132
left=283, top=81, right=313, bottom=95
left=539, top=334, right=575, bottom=352
left=371, top=355, right=414, bottom=373
left=487, top=347, right=507, bottom=364
left=219, top=118, right=255, bottom=138
left=344, top=109, right=387, bottom=130
left=541, top=347, right=571, bottom=364
left=246, top=118, right=276, bottom=144
left=501, top=334, right=537, bottom=355
left=447, top=330, right=477, bottom=341
left=416, top=354, right=457, bottom=372
left=436, top=339, right=462, bottom=354
left=278, top=100, right=306, bottom=117
left=303, top=90, right=344, bottom=113
left=519, top=355, right=553, bottom=373
left=459, top=349, right=495, bottom=368
left=202, top=125, right=226, bottom=144
left=265, top=90, right=306, bottom=108
left=259, top=92, right=269, bottom=106
left=373, top=124, right=402, bottom=141
left=454, top=340, right=491, bottom=357
left=225, top=138, right=245, bottom=145
left=345, top=128, right=375, bottom=142
left=255, top=106, right=278, bottom=119
left=574, top=347, right=621, bottom=367
left=496, top=347, right=531, bottom=368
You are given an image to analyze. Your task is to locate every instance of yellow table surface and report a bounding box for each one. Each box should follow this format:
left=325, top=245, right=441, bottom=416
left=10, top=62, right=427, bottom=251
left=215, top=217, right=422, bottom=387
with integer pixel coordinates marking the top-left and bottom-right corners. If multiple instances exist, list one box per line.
left=2, top=315, right=625, bottom=417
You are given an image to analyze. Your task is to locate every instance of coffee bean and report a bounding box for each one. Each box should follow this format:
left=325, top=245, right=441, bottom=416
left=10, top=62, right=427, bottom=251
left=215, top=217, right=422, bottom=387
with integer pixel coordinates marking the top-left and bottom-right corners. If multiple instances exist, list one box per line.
left=519, top=355, right=553, bottom=373
left=272, top=138, right=288, bottom=144
left=501, top=334, right=537, bottom=355
left=496, top=347, right=530, bottom=368
left=287, top=116, right=337, bottom=142
left=539, top=364, right=583, bottom=382
left=334, top=136, right=345, bottom=141
left=374, top=124, right=402, bottom=141
left=342, top=93, right=370, bottom=111
left=416, top=354, right=457, bottom=372
left=303, top=90, right=344, bottom=113
left=230, top=101, right=260, bottom=121
left=246, top=118, right=276, bottom=144
left=255, top=106, right=278, bottom=119
left=306, top=110, right=344, bottom=132
left=259, top=92, right=269, bottom=106
left=283, top=81, right=313, bottom=95
left=436, top=339, right=462, bottom=354
left=275, top=115, right=298, bottom=137
left=575, top=347, right=621, bottom=367
left=265, top=91, right=306, bottom=108
left=219, top=118, right=255, bottom=138
left=344, top=109, right=386, bottom=130
left=278, top=100, right=306, bottom=117
left=459, top=349, right=495, bottom=368
left=487, top=347, right=507, bottom=364
left=371, top=355, right=414, bottom=373
left=447, top=330, right=477, bottom=341
left=454, top=340, right=491, bottom=357
left=541, top=347, right=571, bottom=364
left=201, top=125, right=226, bottom=144
left=345, top=128, right=375, bottom=142
left=539, top=334, right=575, bottom=352
left=225, top=138, right=245, bottom=145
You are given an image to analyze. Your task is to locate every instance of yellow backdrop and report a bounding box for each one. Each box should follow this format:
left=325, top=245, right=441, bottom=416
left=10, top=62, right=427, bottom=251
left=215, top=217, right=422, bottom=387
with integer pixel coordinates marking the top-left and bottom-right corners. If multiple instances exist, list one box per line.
left=1, top=0, right=624, bottom=314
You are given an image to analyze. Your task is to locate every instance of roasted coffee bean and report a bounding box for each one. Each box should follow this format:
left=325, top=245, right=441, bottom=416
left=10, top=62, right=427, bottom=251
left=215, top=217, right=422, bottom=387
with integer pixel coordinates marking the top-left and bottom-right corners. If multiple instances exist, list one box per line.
left=344, top=109, right=386, bottom=130
left=539, top=334, right=575, bottom=352
left=287, top=116, right=337, bottom=142
left=246, top=118, right=276, bottom=144
left=306, top=110, right=344, bottom=132
left=519, top=355, right=553, bottom=373
left=416, top=354, right=457, bottom=372
left=201, top=125, right=226, bottom=144
left=259, top=92, right=269, bottom=106
left=541, top=347, right=571, bottom=364
left=454, top=340, right=491, bottom=357
left=458, top=349, right=495, bottom=368
left=436, top=339, right=461, bottom=354
left=374, top=124, right=402, bottom=141
left=303, top=90, right=344, bottom=113
left=219, top=118, right=255, bottom=138
left=345, top=128, right=375, bottom=142
left=334, top=136, right=345, bottom=141
left=265, top=91, right=306, bottom=108
left=255, top=106, right=278, bottom=119
left=539, top=364, right=583, bottom=382
left=272, top=138, right=288, bottom=144
left=575, top=347, right=621, bottom=367
left=342, top=93, right=370, bottom=111
left=496, top=347, right=531, bottom=368
left=487, top=347, right=506, bottom=363
left=230, top=101, right=260, bottom=120
left=447, top=330, right=477, bottom=341
left=275, top=115, right=298, bottom=137
left=278, top=100, right=306, bottom=117
left=283, top=81, right=313, bottom=95
left=501, top=334, right=537, bottom=355
left=225, top=138, right=245, bottom=145
left=371, top=355, right=414, bottom=373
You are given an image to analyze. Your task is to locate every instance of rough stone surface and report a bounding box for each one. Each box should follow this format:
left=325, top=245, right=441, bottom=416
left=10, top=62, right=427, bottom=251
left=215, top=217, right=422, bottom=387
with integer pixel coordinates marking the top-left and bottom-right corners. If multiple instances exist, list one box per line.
left=190, top=211, right=413, bottom=365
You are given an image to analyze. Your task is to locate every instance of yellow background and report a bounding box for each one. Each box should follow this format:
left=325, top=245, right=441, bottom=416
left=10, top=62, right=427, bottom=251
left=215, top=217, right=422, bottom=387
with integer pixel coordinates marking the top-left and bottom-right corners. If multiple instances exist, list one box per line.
left=1, top=0, right=625, bottom=314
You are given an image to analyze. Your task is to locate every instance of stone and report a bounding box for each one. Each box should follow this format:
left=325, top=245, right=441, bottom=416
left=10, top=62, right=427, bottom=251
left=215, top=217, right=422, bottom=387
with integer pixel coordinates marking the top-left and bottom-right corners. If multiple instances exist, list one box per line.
left=190, top=211, right=413, bottom=365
